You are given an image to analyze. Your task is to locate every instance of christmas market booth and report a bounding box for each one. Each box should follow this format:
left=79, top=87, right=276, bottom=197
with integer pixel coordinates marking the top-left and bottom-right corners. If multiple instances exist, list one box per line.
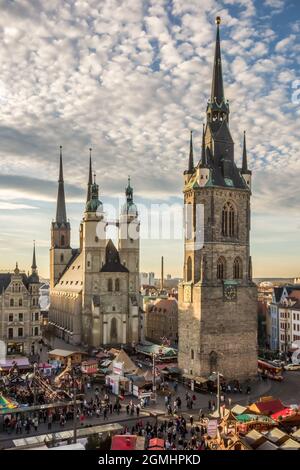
left=111, top=434, right=145, bottom=450
left=105, top=350, right=139, bottom=396
left=135, top=342, right=178, bottom=363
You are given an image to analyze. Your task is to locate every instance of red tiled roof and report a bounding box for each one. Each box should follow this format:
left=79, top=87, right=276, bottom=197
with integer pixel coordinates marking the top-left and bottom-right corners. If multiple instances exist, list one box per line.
left=271, top=408, right=296, bottom=420
left=255, top=399, right=285, bottom=415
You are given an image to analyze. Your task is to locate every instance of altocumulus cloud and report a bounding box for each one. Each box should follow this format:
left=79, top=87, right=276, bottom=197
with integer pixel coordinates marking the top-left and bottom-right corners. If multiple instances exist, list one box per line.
left=0, top=0, right=299, bottom=277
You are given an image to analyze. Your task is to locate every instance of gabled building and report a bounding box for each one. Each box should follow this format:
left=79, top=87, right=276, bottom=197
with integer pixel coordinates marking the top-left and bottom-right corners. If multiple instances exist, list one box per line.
left=48, top=149, right=141, bottom=348
left=0, top=244, right=41, bottom=356
left=178, top=17, right=257, bottom=380
left=269, top=285, right=300, bottom=354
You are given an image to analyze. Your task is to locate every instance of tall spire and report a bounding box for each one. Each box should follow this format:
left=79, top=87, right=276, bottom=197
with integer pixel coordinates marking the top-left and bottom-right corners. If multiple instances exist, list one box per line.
left=242, top=131, right=249, bottom=173
left=211, top=16, right=224, bottom=105
left=200, top=124, right=207, bottom=167
left=85, top=171, right=103, bottom=213
left=188, top=131, right=194, bottom=173
left=87, top=148, right=93, bottom=202
left=126, top=176, right=133, bottom=203
left=31, top=240, right=37, bottom=272
left=206, top=16, right=229, bottom=126
left=55, top=146, right=67, bottom=224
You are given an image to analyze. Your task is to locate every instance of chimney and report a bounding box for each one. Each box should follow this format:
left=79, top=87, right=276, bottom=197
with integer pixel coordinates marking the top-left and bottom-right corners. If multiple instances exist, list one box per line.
left=161, top=256, right=164, bottom=291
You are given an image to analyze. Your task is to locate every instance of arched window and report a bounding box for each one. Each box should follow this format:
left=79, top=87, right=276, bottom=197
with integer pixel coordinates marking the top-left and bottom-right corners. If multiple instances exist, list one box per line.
left=209, top=351, right=218, bottom=373
left=187, top=256, right=192, bottom=282
left=222, top=202, right=236, bottom=237
left=108, top=279, right=113, bottom=292
left=61, top=234, right=65, bottom=246
left=217, top=257, right=226, bottom=280
left=233, top=257, right=243, bottom=279
left=115, top=279, right=120, bottom=292
left=110, top=318, right=118, bottom=342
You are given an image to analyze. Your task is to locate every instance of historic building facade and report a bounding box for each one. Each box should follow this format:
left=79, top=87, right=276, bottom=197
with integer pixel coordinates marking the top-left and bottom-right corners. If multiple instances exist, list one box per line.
left=144, top=297, right=178, bottom=346
left=0, top=245, right=41, bottom=356
left=48, top=149, right=141, bottom=348
left=178, top=18, right=257, bottom=380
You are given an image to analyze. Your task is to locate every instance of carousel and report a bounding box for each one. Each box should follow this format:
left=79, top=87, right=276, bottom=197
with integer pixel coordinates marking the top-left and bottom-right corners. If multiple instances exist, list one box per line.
left=0, top=361, right=72, bottom=405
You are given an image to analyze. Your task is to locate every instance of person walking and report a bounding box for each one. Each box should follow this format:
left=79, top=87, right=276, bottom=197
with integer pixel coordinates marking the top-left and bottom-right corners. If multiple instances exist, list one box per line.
left=47, top=414, right=53, bottom=431
left=25, top=419, right=31, bottom=434
left=33, top=416, right=39, bottom=432
left=15, top=418, right=22, bottom=435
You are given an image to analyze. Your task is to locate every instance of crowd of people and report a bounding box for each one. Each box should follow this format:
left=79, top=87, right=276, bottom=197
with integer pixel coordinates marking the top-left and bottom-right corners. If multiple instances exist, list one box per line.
left=1, top=387, right=142, bottom=436
left=122, top=415, right=209, bottom=450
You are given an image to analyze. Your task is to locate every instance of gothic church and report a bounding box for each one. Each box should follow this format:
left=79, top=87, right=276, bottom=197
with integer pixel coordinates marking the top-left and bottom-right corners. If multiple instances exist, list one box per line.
left=49, top=149, right=141, bottom=348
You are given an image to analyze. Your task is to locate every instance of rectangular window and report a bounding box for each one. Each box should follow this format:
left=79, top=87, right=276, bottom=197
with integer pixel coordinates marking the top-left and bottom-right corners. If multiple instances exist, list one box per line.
left=34, top=326, right=39, bottom=336
left=19, top=299, right=22, bottom=307
left=9, top=314, right=13, bottom=322
left=35, top=312, right=39, bottom=321
left=19, top=313, right=23, bottom=322
left=18, top=327, right=23, bottom=337
left=8, top=328, right=13, bottom=339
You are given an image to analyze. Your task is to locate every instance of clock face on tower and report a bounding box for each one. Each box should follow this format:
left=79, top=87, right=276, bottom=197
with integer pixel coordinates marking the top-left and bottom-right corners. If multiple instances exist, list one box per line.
left=224, top=284, right=237, bottom=302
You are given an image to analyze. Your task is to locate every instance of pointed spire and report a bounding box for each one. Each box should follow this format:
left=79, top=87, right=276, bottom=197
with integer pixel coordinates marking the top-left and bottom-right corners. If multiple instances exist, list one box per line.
left=87, top=148, right=93, bottom=202
left=188, top=131, right=194, bottom=173
left=211, top=16, right=225, bottom=105
left=242, top=130, right=249, bottom=173
left=85, top=170, right=102, bottom=213
left=14, top=262, right=19, bottom=275
left=55, top=146, right=67, bottom=224
left=126, top=175, right=133, bottom=203
left=31, top=240, right=37, bottom=272
left=58, top=145, right=63, bottom=182
left=200, top=124, right=207, bottom=167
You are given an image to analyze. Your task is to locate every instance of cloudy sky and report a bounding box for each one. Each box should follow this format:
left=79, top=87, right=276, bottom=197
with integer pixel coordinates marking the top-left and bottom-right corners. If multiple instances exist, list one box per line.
left=0, top=0, right=299, bottom=279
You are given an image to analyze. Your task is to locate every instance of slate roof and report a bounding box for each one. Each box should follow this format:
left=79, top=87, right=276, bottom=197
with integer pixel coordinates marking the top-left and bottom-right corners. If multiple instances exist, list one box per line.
left=100, top=239, right=129, bottom=273
left=273, top=287, right=284, bottom=303
left=0, top=273, right=30, bottom=292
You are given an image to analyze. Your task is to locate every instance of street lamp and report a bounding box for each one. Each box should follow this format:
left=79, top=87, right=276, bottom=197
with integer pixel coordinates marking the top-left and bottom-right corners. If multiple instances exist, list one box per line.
left=217, top=371, right=220, bottom=417
left=152, top=347, right=164, bottom=403
left=33, top=362, right=37, bottom=406
left=72, top=368, right=78, bottom=444
left=211, top=370, right=221, bottom=417
left=152, top=353, right=157, bottom=403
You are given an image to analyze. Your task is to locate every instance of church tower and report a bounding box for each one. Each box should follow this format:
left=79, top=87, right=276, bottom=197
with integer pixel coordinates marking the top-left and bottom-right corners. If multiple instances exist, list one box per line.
left=118, top=178, right=140, bottom=343
left=178, top=17, right=257, bottom=381
left=81, top=159, right=106, bottom=345
left=119, top=178, right=140, bottom=294
left=50, top=147, right=73, bottom=288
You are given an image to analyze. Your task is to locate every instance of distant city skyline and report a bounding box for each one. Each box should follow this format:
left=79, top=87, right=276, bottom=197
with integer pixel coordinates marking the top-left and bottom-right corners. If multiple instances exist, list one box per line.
left=0, top=0, right=299, bottom=279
